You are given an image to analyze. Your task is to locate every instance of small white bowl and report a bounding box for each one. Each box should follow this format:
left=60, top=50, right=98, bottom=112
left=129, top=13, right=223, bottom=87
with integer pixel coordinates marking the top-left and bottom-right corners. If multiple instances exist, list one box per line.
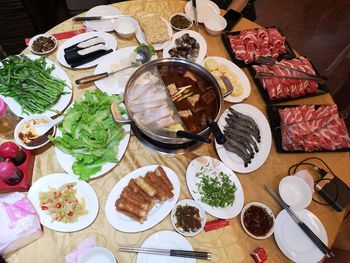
left=77, top=247, right=116, bottom=263
left=279, top=176, right=312, bottom=210
left=113, top=17, right=138, bottom=38
left=204, top=15, right=227, bottom=36
left=14, top=114, right=56, bottom=150
left=28, top=34, right=57, bottom=55
left=169, top=13, right=193, bottom=31
left=171, top=199, right=206, bottom=237
left=240, top=201, right=275, bottom=239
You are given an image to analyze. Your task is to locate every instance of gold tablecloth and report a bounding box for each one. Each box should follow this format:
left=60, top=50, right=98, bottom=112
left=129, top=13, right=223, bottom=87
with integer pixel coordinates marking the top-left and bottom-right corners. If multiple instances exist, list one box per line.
left=5, top=1, right=350, bottom=262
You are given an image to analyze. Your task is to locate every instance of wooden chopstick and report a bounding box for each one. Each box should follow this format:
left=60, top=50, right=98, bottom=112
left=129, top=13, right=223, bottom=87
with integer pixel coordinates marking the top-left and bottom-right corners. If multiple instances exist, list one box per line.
left=265, top=185, right=335, bottom=258
left=118, top=246, right=212, bottom=260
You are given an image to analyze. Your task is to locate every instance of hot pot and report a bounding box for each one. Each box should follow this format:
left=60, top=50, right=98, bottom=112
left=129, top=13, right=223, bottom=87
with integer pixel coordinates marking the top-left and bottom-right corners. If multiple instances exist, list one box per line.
left=111, top=58, right=224, bottom=145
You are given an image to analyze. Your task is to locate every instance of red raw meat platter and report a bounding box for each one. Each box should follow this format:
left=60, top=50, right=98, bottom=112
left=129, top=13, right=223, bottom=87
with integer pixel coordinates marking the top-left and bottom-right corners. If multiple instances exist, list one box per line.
left=267, top=105, right=350, bottom=153
left=248, top=57, right=329, bottom=104
left=221, top=26, right=296, bottom=68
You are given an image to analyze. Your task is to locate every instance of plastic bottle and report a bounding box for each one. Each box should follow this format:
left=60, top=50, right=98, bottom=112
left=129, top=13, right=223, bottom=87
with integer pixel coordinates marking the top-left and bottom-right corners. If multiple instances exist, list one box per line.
left=0, top=98, right=19, bottom=139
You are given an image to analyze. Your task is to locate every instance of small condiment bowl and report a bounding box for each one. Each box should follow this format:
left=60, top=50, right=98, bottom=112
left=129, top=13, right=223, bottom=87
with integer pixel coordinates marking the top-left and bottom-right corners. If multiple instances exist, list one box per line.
left=77, top=247, right=116, bottom=263
left=279, top=176, right=312, bottom=210
left=28, top=34, right=58, bottom=55
left=14, top=114, right=56, bottom=150
left=171, top=199, right=206, bottom=237
left=169, top=13, right=193, bottom=31
left=204, top=15, right=227, bottom=36
left=113, top=17, right=138, bottom=38
left=240, top=201, right=275, bottom=239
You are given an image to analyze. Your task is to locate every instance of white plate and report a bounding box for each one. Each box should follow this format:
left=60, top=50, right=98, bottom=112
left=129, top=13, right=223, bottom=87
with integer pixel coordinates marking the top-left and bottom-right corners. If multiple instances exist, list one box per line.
left=94, top=46, right=158, bottom=95
left=203, top=56, right=251, bottom=102
left=105, top=165, right=180, bottom=233
left=54, top=124, right=130, bottom=180
left=85, top=5, right=122, bottom=32
left=186, top=156, right=244, bottom=219
left=27, top=173, right=99, bottom=232
left=215, top=104, right=272, bottom=173
left=184, top=0, right=220, bottom=23
left=163, top=30, right=207, bottom=64
left=137, top=231, right=195, bottom=263
left=135, top=15, right=173, bottom=51
left=78, top=247, right=116, bottom=263
left=279, top=176, right=312, bottom=210
left=0, top=54, right=72, bottom=118
left=56, top=32, right=117, bottom=69
left=274, top=209, right=328, bottom=263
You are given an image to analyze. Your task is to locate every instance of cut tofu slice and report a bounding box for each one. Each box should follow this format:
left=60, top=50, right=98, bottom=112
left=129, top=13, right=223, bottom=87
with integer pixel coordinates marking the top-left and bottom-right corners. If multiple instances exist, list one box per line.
left=178, top=110, right=193, bottom=119
left=186, top=94, right=200, bottom=108
left=201, top=89, right=216, bottom=104
left=184, top=71, right=197, bottom=82
left=167, top=83, right=178, bottom=96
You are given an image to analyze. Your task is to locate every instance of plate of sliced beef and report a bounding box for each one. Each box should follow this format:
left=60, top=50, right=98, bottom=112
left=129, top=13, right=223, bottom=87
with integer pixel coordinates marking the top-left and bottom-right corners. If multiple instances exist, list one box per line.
left=250, top=56, right=329, bottom=104
left=267, top=104, right=350, bottom=153
left=221, top=27, right=296, bottom=67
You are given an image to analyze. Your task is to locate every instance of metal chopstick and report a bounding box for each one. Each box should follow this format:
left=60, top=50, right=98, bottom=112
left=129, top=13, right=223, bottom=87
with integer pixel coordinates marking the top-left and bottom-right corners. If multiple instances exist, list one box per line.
left=119, top=246, right=212, bottom=260
left=265, top=185, right=335, bottom=258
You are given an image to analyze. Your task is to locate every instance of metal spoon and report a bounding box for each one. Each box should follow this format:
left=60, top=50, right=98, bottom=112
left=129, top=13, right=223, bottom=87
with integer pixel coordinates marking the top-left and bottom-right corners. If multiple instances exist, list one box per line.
left=27, top=116, right=64, bottom=139
left=75, top=45, right=152, bottom=85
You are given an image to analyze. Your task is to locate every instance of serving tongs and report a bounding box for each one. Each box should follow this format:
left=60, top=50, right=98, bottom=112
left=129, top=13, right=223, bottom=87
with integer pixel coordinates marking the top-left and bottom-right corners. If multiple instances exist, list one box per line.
left=255, top=56, right=327, bottom=84
left=192, top=0, right=198, bottom=30
left=255, top=71, right=327, bottom=85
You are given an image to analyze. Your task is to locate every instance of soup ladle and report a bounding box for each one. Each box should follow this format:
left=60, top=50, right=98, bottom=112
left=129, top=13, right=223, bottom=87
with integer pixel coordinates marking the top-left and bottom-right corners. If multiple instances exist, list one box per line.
left=75, top=45, right=152, bottom=85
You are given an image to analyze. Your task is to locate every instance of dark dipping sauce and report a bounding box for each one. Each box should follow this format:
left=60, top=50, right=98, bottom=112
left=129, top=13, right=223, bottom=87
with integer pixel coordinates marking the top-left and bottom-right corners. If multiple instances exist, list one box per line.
left=175, top=205, right=202, bottom=232
left=32, top=36, right=56, bottom=53
left=243, top=205, right=274, bottom=237
left=158, top=65, right=219, bottom=133
left=19, top=127, right=54, bottom=147
left=170, top=15, right=192, bottom=29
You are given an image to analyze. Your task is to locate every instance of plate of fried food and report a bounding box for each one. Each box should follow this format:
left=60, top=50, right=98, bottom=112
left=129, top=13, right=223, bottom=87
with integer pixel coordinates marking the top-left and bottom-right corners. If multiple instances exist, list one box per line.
left=105, top=165, right=180, bottom=232
left=27, top=173, right=99, bottom=232
left=203, top=57, right=250, bottom=102
left=135, top=13, right=173, bottom=51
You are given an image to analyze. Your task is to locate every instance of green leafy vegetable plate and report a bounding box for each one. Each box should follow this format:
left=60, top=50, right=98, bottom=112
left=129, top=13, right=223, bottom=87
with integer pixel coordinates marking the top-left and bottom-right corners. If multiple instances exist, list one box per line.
left=0, top=54, right=72, bottom=118
left=186, top=156, right=244, bottom=219
left=51, top=90, right=130, bottom=181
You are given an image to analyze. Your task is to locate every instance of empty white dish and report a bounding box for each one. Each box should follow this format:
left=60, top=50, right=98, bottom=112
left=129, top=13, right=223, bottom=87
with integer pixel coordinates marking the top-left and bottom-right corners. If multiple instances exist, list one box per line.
left=204, top=15, right=227, bottom=35
left=114, top=17, right=138, bottom=38
left=279, top=176, right=312, bottom=210
left=77, top=247, right=116, bottom=263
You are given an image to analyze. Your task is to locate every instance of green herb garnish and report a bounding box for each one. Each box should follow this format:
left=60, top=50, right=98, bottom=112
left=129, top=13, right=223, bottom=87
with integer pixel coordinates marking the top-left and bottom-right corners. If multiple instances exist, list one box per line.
left=196, top=163, right=237, bottom=207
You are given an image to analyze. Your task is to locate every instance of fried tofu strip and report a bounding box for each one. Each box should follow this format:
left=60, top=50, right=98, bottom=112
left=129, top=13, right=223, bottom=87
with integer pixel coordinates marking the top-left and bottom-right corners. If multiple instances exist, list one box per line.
left=128, top=179, right=156, bottom=206
left=144, top=172, right=167, bottom=201
left=147, top=171, right=173, bottom=199
left=121, top=187, right=151, bottom=210
left=155, top=166, right=174, bottom=191
left=134, top=177, right=157, bottom=197
left=115, top=198, right=147, bottom=222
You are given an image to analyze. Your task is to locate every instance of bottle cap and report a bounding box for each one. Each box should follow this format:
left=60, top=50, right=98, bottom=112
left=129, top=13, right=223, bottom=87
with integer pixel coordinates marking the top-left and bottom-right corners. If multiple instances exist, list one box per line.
left=0, top=97, right=8, bottom=117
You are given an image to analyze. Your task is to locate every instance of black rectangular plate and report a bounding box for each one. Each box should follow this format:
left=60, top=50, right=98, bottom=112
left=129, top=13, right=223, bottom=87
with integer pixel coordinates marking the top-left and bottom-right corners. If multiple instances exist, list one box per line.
left=248, top=58, right=329, bottom=104
left=267, top=104, right=350, bottom=153
left=221, top=26, right=296, bottom=68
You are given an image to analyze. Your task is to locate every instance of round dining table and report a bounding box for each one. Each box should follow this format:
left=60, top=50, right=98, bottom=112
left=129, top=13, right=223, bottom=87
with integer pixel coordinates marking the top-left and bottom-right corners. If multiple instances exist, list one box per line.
left=4, top=0, right=350, bottom=262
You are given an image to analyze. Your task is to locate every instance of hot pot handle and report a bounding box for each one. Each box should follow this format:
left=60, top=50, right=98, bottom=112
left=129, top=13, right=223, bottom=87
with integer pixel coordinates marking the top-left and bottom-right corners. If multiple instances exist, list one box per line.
left=207, top=118, right=226, bottom=145
left=110, top=100, right=132, bottom=125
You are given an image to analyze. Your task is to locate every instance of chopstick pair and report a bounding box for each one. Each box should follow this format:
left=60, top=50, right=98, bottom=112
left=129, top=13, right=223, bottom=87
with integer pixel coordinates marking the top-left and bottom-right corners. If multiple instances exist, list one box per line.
left=265, top=185, right=335, bottom=258
left=118, top=246, right=212, bottom=260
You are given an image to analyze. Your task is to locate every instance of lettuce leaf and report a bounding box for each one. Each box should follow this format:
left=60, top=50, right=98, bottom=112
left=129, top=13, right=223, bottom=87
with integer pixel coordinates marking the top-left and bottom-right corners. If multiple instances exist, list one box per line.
left=49, top=90, right=125, bottom=180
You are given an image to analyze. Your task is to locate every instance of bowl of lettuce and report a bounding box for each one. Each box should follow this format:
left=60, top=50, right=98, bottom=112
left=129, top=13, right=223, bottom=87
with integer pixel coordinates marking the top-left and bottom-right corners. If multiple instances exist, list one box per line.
left=49, top=90, right=130, bottom=181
